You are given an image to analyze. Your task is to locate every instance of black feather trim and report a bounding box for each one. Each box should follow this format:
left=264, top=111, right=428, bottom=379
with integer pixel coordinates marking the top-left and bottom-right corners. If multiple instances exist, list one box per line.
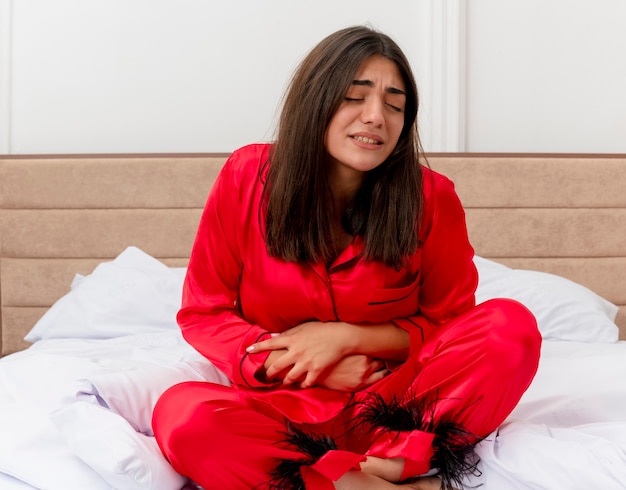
left=350, top=391, right=437, bottom=435
left=350, top=392, right=483, bottom=490
left=431, top=418, right=483, bottom=490
left=267, top=423, right=337, bottom=490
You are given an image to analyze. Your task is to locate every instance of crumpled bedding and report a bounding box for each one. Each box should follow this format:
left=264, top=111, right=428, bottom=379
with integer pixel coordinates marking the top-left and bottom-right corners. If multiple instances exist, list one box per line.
left=1, top=247, right=624, bottom=489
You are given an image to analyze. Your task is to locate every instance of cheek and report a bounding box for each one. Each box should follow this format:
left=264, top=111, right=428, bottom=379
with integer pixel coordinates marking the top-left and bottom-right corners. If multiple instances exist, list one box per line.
left=389, top=118, right=406, bottom=145
left=323, top=127, right=333, bottom=154
left=324, top=118, right=343, bottom=152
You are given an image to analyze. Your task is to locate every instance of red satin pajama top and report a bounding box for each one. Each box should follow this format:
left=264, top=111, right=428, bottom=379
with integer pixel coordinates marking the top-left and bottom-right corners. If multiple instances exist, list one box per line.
left=177, top=143, right=478, bottom=423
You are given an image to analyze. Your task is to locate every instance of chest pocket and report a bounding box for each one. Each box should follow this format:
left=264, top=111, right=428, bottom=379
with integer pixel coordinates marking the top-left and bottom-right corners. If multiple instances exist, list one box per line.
left=367, top=273, right=420, bottom=322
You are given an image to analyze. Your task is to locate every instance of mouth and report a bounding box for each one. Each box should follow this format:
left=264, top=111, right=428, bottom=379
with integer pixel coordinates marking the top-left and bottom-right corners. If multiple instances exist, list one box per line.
left=351, top=134, right=383, bottom=145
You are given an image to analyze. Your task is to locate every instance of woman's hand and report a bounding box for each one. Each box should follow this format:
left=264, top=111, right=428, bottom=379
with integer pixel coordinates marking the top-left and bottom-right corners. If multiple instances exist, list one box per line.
left=316, top=354, right=389, bottom=391
left=247, top=321, right=356, bottom=388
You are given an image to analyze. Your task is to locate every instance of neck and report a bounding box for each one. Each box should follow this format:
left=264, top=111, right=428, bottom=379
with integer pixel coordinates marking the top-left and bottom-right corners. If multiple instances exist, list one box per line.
left=328, top=164, right=365, bottom=217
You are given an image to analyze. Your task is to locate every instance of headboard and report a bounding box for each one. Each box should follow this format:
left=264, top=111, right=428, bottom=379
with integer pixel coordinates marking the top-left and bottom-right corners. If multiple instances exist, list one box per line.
left=1, top=153, right=625, bottom=355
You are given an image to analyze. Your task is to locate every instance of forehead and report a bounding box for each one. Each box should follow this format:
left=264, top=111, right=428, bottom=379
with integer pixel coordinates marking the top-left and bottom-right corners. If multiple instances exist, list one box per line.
left=352, top=55, right=405, bottom=91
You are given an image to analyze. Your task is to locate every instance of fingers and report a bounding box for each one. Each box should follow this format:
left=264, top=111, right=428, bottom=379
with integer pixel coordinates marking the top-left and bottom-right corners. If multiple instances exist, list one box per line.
left=245, top=333, right=281, bottom=353
left=276, top=360, right=323, bottom=388
left=300, top=368, right=325, bottom=389
left=246, top=332, right=309, bottom=383
left=265, top=353, right=294, bottom=380
left=367, top=368, right=390, bottom=385
left=247, top=329, right=387, bottom=390
left=370, top=358, right=386, bottom=372
left=264, top=352, right=323, bottom=387
left=282, top=368, right=305, bottom=386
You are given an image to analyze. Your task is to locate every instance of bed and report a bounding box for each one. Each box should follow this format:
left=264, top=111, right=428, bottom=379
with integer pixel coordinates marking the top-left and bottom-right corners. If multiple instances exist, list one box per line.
left=0, top=152, right=625, bottom=489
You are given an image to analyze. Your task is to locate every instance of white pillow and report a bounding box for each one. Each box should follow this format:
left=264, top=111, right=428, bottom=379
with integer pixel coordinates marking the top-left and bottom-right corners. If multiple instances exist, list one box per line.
left=474, top=256, right=619, bottom=343
left=25, top=248, right=617, bottom=344
left=25, top=247, right=185, bottom=342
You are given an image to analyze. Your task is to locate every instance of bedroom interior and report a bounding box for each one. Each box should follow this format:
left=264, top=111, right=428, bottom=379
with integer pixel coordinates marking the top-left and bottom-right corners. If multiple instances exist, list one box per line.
left=1, top=0, right=626, bottom=488
left=1, top=151, right=626, bottom=489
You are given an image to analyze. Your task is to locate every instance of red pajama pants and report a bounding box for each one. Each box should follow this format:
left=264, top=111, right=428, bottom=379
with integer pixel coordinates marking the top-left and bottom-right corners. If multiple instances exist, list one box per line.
left=152, top=299, right=541, bottom=489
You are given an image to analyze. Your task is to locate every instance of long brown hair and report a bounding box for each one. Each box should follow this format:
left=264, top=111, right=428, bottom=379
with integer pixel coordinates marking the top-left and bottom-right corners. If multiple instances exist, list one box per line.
left=263, top=25, right=424, bottom=269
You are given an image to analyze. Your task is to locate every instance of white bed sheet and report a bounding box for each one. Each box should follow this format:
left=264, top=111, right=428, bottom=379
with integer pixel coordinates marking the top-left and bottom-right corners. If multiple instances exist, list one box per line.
left=3, top=335, right=626, bottom=489
left=0, top=331, right=228, bottom=490
left=0, top=473, right=37, bottom=490
left=477, top=340, right=626, bottom=489
left=1, top=248, right=624, bottom=489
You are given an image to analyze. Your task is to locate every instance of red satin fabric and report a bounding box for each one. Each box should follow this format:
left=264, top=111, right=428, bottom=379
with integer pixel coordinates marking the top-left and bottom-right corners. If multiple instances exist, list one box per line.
left=151, top=144, right=542, bottom=488
left=154, top=299, right=540, bottom=488
left=175, top=144, right=478, bottom=410
left=365, top=430, right=435, bottom=479
left=307, top=451, right=366, bottom=483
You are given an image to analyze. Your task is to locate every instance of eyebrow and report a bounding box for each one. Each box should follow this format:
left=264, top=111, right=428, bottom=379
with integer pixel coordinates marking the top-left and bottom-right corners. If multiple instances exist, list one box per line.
left=352, top=79, right=406, bottom=96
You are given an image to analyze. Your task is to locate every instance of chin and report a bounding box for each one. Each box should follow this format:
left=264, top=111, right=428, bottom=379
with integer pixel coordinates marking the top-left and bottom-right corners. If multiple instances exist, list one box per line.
left=355, top=156, right=389, bottom=172
left=329, top=150, right=390, bottom=176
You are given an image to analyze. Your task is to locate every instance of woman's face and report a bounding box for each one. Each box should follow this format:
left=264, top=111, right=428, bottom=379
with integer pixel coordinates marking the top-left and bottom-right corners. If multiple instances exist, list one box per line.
left=325, top=55, right=406, bottom=186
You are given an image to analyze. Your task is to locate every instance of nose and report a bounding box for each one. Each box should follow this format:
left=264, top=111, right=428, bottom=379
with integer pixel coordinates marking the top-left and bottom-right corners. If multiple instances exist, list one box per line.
left=360, top=97, right=385, bottom=127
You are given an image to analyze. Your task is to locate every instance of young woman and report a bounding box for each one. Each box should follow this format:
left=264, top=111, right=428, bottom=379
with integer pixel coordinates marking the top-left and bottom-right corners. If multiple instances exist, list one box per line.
left=152, top=26, right=541, bottom=489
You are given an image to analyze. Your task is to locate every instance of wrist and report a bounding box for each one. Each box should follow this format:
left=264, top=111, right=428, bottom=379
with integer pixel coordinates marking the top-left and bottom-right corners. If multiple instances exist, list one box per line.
left=336, top=322, right=363, bottom=356
left=341, top=322, right=410, bottom=361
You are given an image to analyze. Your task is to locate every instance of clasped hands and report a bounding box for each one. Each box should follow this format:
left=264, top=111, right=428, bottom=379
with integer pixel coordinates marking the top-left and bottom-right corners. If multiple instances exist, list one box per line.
left=246, top=321, right=390, bottom=392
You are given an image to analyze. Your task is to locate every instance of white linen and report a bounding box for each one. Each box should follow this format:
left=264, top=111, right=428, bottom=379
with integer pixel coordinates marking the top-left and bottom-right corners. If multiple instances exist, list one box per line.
left=0, top=331, right=229, bottom=489
left=25, top=248, right=620, bottom=345
left=476, top=420, right=626, bottom=489
left=0, top=404, right=113, bottom=489
left=4, top=337, right=623, bottom=489
left=25, top=247, right=185, bottom=342
left=511, top=340, right=626, bottom=426
left=0, top=473, right=37, bottom=490
left=1, top=248, right=624, bottom=489
left=51, top=402, right=186, bottom=490
left=474, top=256, right=619, bottom=343
left=471, top=340, right=626, bottom=490
left=0, top=472, right=38, bottom=489
left=74, top=357, right=229, bottom=435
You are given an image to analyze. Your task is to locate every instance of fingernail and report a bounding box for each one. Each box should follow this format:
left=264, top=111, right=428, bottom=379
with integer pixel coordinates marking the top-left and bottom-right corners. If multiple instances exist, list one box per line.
left=246, top=345, right=255, bottom=352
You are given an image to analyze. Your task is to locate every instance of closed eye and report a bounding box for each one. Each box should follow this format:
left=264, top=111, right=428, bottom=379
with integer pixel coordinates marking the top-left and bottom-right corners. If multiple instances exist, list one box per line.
left=386, top=103, right=403, bottom=113
left=345, top=97, right=403, bottom=112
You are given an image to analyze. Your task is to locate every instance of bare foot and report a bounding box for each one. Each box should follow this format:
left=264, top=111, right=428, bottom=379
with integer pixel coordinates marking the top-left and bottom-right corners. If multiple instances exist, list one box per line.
left=359, top=456, right=404, bottom=482
left=334, top=471, right=448, bottom=489
left=404, top=476, right=448, bottom=489
left=336, top=456, right=458, bottom=490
